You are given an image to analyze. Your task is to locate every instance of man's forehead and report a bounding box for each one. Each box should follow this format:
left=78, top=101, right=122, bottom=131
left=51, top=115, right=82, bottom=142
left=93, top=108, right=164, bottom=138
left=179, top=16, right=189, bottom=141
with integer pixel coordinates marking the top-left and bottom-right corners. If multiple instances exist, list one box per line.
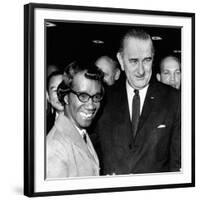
left=50, top=74, right=62, bottom=82
left=96, top=57, right=115, bottom=70
left=49, top=75, right=62, bottom=88
left=163, top=58, right=179, bottom=64
left=124, top=38, right=153, bottom=54
left=98, top=63, right=114, bottom=74
left=125, top=37, right=152, bottom=46
left=162, top=58, right=180, bottom=70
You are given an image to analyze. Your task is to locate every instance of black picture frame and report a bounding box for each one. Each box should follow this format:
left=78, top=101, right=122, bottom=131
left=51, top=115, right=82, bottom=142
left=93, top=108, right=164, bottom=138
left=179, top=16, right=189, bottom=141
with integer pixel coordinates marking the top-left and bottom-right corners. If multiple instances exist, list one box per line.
left=24, top=3, right=195, bottom=197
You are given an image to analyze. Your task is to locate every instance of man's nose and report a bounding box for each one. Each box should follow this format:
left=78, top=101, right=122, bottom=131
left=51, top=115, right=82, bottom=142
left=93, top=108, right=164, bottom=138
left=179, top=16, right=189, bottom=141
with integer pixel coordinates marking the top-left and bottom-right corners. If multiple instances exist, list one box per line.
left=170, top=73, right=176, bottom=83
left=138, top=62, right=145, bottom=75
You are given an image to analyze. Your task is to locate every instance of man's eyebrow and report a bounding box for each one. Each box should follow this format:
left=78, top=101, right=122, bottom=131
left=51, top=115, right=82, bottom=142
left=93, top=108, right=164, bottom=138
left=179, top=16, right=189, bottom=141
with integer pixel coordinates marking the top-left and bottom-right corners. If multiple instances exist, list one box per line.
left=128, top=58, right=138, bottom=61
left=144, top=56, right=153, bottom=60
left=49, top=86, right=57, bottom=90
left=161, top=69, right=169, bottom=72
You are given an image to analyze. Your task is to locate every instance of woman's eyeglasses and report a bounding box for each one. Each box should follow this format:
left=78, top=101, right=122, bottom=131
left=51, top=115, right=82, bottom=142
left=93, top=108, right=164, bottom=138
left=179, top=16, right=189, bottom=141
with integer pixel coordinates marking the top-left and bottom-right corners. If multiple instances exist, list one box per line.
left=70, top=90, right=103, bottom=103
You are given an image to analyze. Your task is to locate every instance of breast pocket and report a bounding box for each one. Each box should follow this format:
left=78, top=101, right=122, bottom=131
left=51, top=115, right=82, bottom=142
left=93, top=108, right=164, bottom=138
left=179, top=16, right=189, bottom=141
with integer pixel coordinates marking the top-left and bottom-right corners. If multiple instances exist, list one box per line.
left=152, top=124, right=171, bottom=161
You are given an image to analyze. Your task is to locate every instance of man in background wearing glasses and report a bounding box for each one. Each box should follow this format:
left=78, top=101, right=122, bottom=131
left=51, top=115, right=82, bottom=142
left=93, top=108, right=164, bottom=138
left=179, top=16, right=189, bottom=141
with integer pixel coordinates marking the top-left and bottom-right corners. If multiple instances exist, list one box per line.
left=46, top=61, right=104, bottom=178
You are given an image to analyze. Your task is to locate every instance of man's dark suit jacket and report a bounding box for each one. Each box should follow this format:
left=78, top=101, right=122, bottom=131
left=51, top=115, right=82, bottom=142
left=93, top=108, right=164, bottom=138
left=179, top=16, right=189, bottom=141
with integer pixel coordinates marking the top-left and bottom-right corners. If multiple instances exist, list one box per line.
left=92, top=74, right=181, bottom=175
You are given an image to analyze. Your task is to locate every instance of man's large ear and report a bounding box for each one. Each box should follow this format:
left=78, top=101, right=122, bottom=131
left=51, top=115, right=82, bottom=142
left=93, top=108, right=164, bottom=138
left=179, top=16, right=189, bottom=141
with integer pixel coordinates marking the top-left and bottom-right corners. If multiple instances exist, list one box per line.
left=156, top=73, right=161, bottom=82
left=116, top=52, right=124, bottom=71
left=114, top=68, right=121, bottom=81
left=46, top=91, right=50, bottom=102
left=63, top=94, right=69, bottom=105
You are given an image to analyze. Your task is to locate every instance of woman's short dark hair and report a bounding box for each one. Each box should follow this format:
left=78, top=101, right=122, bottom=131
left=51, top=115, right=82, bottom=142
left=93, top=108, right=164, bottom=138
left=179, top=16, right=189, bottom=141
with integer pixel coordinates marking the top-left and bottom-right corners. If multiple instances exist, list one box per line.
left=57, top=60, right=104, bottom=105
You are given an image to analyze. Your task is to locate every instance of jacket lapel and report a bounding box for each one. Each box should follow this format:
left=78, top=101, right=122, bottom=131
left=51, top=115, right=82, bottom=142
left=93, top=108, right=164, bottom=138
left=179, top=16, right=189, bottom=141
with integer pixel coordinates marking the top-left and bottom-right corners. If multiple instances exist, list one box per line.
left=55, top=114, right=98, bottom=165
left=112, top=78, right=133, bottom=144
left=137, top=83, right=163, bottom=132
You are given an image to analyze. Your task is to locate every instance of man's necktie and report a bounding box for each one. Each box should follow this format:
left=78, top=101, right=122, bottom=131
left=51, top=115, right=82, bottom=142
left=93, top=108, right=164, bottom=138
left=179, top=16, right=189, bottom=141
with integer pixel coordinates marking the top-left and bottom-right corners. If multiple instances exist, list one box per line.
left=132, top=89, right=140, bottom=138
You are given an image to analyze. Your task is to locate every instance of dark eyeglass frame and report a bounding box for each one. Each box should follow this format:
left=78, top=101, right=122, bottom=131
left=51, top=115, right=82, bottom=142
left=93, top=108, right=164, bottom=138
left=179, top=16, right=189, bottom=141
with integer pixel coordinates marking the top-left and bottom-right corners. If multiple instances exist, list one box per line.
left=70, top=89, right=104, bottom=103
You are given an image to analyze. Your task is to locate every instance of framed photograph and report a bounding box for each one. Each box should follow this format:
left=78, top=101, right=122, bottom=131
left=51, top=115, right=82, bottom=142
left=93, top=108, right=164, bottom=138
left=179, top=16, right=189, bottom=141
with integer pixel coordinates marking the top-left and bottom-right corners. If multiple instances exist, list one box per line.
left=24, top=3, right=195, bottom=197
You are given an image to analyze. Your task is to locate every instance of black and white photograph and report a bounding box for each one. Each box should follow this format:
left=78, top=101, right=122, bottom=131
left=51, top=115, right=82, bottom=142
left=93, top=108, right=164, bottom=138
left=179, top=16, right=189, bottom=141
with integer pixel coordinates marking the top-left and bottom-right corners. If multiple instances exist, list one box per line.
left=45, top=21, right=182, bottom=177
left=24, top=3, right=195, bottom=197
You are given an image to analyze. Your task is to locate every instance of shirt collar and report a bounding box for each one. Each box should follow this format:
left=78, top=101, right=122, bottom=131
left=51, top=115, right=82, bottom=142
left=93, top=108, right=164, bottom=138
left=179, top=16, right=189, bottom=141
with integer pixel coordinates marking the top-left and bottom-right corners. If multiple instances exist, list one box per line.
left=126, top=81, right=149, bottom=96
left=126, top=81, right=149, bottom=116
left=73, top=124, right=87, bottom=138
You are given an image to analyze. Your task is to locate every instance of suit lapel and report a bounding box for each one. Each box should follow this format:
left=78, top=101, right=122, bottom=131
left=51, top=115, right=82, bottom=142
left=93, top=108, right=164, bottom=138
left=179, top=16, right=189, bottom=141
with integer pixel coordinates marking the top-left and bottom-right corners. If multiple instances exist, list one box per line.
left=55, top=114, right=98, bottom=165
left=112, top=78, right=133, bottom=143
left=137, top=83, right=165, bottom=133
left=112, top=79, right=162, bottom=141
left=113, top=77, right=131, bottom=123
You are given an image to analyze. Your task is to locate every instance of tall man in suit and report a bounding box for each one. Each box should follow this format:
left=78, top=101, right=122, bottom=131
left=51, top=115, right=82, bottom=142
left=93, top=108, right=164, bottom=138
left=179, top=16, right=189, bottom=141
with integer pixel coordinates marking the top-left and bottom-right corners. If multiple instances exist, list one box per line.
left=93, top=28, right=181, bottom=175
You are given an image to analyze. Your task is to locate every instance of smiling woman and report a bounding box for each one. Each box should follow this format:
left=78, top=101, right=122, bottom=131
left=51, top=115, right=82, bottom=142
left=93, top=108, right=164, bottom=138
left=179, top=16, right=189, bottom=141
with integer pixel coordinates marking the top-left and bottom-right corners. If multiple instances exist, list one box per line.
left=46, top=60, right=104, bottom=178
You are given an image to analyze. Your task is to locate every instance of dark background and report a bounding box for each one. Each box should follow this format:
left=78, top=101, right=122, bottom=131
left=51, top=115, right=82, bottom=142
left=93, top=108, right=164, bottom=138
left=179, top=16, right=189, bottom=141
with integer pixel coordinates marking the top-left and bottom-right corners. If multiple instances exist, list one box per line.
left=46, top=20, right=181, bottom=75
